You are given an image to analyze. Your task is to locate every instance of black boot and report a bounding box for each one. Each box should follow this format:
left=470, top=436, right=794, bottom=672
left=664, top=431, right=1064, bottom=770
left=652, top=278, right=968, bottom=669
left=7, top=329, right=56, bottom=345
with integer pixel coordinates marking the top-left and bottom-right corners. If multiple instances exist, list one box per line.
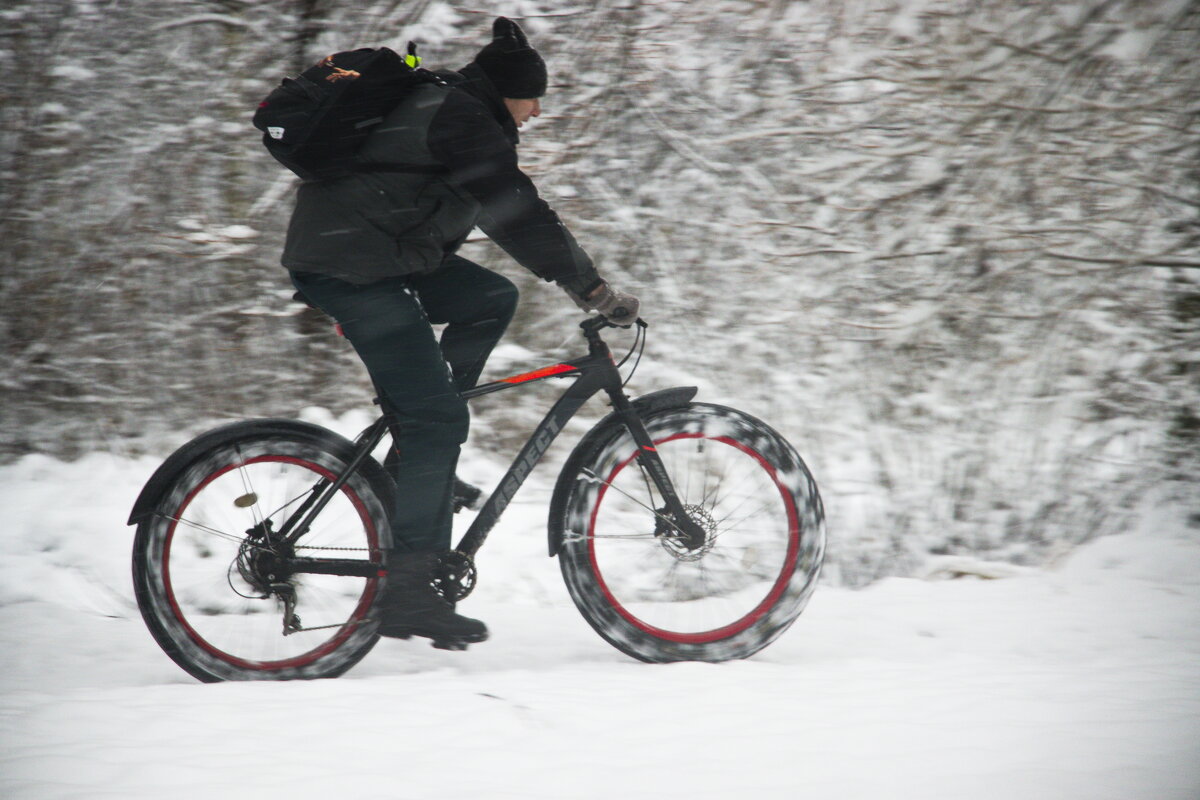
left=452, top=476, right=484, bottom=513
left=376, top=552, right=488, bottom=649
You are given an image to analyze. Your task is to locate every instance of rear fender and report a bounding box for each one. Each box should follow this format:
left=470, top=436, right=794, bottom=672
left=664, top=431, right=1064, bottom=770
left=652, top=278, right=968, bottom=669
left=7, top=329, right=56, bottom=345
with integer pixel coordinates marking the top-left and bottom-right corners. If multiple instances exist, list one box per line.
left=126, top=419, right=361, bottom=526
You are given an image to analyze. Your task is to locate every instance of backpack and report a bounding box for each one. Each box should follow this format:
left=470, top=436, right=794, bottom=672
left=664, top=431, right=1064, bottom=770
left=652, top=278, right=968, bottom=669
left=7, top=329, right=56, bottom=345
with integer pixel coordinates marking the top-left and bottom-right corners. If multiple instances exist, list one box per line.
left=253, top=43, right=445, bottom=181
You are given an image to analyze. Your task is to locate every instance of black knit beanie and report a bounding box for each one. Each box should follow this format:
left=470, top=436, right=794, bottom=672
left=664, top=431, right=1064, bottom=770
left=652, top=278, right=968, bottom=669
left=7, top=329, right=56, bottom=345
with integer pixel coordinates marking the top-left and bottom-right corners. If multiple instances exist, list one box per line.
left=472, top=17, right=547, bottom=99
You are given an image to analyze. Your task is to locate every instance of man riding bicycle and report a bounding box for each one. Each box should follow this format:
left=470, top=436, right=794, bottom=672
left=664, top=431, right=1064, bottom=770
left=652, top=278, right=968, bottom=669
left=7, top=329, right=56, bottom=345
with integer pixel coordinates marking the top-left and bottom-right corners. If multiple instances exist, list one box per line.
left=283, top=17, right=639, bottom=648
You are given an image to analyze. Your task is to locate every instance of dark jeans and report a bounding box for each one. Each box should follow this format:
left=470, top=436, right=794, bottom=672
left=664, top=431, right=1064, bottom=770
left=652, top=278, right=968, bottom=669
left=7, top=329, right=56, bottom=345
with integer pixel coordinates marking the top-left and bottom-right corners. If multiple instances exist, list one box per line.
left=291, top=255, right=518, bottom=552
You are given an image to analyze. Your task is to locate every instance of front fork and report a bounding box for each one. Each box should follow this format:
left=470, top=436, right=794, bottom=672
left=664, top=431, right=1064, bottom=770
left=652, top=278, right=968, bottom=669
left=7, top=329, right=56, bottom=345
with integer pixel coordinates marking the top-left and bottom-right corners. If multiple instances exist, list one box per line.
left=609, top=392, right=707, bottom=550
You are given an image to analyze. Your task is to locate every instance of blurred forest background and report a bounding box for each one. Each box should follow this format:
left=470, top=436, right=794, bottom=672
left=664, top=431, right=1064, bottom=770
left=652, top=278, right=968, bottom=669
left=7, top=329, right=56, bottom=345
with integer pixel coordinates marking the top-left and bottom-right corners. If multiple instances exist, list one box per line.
left=2, top=0, right=1197, bottom=584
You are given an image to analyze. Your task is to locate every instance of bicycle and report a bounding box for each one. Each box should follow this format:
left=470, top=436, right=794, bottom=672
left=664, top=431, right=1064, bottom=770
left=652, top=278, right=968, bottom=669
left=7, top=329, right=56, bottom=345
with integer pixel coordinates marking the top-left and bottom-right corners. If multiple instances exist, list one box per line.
left=128, top=316, right=826, bottom=682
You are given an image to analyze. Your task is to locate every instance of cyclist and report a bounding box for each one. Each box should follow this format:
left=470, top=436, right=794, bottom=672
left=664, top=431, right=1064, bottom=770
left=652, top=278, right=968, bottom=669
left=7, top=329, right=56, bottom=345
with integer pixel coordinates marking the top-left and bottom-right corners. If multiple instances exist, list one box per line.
left=283, top=17, right=639, bottom=648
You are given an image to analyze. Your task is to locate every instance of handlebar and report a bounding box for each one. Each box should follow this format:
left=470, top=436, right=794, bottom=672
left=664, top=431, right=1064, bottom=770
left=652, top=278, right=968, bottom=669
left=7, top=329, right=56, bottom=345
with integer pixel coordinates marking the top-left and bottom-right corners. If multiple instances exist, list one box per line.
left=580, top=315, right=646, bottom=337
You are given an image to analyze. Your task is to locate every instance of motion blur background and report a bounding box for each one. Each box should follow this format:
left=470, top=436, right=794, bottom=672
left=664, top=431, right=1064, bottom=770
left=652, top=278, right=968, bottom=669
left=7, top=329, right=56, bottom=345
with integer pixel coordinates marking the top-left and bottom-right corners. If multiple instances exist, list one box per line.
left=2, top=0, right=1197, bottom=583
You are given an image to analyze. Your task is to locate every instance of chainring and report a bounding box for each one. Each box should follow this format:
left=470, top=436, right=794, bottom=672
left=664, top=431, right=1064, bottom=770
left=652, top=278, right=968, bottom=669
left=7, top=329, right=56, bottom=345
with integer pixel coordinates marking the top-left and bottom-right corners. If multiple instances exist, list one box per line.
left=431, top=550, right=478, bottom=602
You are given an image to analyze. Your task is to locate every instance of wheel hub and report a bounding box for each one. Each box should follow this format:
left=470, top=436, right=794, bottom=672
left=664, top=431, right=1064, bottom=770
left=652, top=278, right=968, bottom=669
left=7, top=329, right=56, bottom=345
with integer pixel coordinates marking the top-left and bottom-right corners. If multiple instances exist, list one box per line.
left=655, top=504, right=717, bottom=562
left=235, top=520, right=292, bottom=596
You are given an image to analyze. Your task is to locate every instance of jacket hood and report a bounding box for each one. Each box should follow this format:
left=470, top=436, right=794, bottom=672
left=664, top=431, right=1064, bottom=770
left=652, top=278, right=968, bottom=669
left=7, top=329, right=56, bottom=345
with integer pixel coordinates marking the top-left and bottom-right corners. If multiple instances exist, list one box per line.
left=447, top=63, right=520, bottom=146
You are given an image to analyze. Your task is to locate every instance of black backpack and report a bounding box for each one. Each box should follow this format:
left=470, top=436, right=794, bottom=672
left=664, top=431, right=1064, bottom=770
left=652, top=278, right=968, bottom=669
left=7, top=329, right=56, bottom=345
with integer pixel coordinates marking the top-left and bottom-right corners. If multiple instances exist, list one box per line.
left=253, top=43, right=444, bottom=181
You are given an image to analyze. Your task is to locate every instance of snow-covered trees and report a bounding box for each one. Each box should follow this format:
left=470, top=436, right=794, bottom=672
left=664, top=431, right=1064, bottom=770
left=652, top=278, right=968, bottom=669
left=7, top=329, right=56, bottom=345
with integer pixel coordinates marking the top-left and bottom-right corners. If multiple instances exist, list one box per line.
left=2, top=0, right=1195, bottom=580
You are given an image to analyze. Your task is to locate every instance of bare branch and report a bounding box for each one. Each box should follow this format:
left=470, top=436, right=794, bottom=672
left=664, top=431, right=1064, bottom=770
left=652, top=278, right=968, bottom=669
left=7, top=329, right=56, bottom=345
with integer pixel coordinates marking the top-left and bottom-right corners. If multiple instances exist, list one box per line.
left=1046, top=251, right=1200, bottom=269
left=150, top=14, right=261, bottom=33
left=1065, top=175, right=1200, bottom=209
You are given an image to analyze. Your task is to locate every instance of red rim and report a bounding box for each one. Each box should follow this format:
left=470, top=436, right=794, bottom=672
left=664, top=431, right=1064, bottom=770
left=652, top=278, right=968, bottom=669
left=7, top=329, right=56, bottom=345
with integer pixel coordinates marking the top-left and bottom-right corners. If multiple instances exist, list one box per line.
left=586, top=433, right=800, bottom=644
left=162, top=455, right=380, bottom=672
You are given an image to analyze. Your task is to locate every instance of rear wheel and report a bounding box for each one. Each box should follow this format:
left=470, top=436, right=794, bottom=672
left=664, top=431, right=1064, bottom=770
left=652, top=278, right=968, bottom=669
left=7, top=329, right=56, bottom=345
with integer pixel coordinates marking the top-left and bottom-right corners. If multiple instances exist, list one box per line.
left=552, top=403, right=825, bottom=662
left=131, top=423, right=391, bottom=681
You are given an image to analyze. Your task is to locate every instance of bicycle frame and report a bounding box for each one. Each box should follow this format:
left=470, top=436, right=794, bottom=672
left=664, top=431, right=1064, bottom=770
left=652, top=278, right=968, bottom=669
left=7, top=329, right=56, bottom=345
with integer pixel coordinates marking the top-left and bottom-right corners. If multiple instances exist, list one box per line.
left=279, top=318, right=696, bottom=578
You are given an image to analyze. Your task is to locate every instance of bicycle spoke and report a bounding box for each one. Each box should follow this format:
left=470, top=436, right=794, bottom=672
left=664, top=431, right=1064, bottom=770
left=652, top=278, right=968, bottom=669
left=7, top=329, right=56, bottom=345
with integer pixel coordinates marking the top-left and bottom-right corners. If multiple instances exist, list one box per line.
left=158, top=513, right=259, bottom=549
left=588, top=533, right=659, bottom=541
left=233, top=449, right=265, bottom=531
left=262, top=486, right=313, bottom=529
left=699, top=458, right=724, bottom=511
left=714, top=496, right=778, bottom=532
left=582, top=467, right=680, bottom=531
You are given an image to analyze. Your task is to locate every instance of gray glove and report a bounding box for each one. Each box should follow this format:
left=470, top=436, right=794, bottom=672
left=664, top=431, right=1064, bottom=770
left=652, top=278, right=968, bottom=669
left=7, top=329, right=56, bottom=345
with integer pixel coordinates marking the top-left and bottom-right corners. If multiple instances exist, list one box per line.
left=566, top=280, right=641, bottom=326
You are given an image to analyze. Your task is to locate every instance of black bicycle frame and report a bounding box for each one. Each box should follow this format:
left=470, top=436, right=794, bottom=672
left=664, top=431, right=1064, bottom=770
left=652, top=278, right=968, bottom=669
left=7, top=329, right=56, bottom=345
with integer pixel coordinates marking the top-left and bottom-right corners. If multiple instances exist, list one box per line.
left=281, top=318, right=691, bottom=577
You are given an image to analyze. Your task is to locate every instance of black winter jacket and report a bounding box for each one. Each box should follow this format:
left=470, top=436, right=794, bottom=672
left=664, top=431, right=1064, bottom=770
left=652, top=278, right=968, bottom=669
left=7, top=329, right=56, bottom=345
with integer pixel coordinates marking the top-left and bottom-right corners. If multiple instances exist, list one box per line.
left=281, top=63, right=598, bottom=290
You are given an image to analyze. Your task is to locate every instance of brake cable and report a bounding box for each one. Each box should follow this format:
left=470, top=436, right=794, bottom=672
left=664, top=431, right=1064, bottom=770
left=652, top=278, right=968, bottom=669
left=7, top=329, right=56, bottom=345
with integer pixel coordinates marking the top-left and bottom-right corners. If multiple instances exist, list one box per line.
left=617, top=319, right=648, bottom=388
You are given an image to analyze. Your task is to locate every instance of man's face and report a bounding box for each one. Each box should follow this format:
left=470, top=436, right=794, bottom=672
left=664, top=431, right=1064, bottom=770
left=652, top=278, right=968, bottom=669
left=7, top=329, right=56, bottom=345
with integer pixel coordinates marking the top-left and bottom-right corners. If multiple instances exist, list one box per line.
left=504, top=97, right=541, bottom=128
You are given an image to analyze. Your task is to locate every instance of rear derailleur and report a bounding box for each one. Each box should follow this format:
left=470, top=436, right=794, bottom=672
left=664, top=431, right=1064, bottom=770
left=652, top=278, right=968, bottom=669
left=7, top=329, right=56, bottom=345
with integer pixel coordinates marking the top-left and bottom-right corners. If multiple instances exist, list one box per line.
left=235, top=519, right=304, bottom=635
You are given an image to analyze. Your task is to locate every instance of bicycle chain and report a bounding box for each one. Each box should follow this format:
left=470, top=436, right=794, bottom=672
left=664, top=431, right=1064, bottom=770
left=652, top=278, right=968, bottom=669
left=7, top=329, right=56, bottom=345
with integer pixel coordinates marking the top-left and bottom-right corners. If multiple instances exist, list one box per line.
left=293, top=545, right=371, bottom=552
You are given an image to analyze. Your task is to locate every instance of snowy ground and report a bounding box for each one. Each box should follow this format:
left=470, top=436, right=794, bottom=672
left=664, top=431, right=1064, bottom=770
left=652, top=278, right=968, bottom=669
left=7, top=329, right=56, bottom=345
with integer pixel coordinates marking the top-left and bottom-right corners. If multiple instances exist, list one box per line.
left=1, top=445, right=1198, bottom=799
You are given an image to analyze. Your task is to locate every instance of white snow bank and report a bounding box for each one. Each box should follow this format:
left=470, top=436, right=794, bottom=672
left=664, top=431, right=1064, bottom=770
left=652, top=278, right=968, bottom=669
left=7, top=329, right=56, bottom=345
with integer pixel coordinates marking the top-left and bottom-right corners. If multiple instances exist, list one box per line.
left=0, top=449, right=1197, bottom=799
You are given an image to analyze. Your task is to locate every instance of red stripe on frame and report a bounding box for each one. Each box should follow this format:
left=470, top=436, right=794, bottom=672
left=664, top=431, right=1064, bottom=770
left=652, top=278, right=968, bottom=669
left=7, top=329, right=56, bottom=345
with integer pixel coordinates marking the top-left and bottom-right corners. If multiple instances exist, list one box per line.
left=499, top=363, right=575, bottom=384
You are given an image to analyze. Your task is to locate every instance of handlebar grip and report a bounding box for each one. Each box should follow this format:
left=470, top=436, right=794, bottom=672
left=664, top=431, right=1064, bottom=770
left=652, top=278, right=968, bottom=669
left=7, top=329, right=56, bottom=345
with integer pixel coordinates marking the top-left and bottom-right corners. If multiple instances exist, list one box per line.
left=580, top=314, right=646, bottom=334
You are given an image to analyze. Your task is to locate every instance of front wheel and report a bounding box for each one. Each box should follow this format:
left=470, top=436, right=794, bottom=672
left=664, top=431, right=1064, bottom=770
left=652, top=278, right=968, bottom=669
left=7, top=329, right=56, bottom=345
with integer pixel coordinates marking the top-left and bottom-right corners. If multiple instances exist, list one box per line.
left=131, top=422, right=392, bottom=682
left=551, top=403, right=825, bottom=663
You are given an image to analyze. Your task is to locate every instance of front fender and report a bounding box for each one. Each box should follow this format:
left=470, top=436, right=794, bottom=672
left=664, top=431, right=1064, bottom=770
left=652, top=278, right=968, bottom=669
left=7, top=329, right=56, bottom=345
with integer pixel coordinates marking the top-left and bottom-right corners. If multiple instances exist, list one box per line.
left=624, top=386, right=698, bottom=416
left=127, top=419, right=359, bottom=526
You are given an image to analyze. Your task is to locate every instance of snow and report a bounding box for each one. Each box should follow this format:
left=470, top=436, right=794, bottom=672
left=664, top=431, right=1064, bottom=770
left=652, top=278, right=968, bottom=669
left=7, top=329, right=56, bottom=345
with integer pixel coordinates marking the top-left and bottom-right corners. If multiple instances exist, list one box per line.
left=1, top=448, right=1198, bottom=799
left=395, top=2, right=463, bottom=47
left=48, top=64, right=97, bottom=81
left=214, top=224, right=258, bottom=240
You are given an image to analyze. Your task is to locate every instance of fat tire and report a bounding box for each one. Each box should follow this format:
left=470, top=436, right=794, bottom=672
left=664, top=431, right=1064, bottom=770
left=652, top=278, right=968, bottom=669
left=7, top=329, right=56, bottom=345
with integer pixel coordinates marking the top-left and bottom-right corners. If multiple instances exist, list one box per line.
left=131, top=422, right=392, bottom=682
left=550, top=403, right=825, bottom=663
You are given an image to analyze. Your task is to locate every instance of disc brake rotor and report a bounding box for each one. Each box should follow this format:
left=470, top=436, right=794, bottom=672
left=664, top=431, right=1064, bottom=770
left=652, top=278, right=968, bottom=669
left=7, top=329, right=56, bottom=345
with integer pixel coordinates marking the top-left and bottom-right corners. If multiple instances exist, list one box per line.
left=655, top=504, right=717, bottom=562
